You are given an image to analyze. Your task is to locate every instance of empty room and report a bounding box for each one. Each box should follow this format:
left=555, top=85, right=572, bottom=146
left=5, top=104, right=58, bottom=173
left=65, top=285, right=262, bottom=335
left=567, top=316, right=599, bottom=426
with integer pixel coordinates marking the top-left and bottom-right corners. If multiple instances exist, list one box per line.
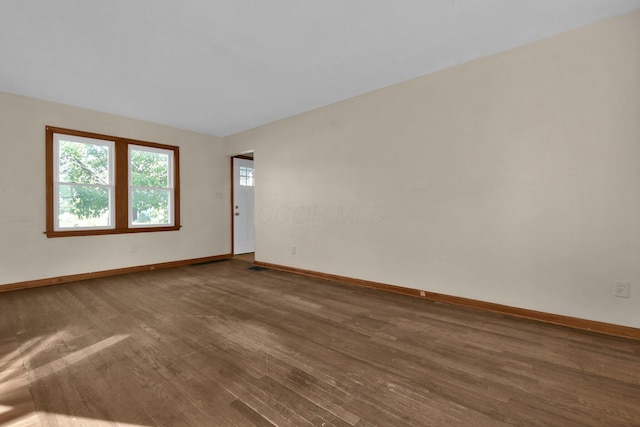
left=1, top=1, right=639, bottom=426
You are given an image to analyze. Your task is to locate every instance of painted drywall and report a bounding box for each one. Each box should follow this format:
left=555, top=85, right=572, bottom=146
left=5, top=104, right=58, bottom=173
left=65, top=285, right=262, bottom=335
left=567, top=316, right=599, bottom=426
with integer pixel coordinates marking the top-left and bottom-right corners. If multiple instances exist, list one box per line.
left=0, top=92, right=230, bottom=285
left=225, top=10, right=640, bottom=328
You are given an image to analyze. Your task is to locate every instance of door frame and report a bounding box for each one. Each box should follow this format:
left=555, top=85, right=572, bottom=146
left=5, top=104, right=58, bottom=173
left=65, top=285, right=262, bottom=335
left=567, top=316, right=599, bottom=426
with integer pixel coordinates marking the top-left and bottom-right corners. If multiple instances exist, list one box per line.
left=230, top=154, right=254, bottom=256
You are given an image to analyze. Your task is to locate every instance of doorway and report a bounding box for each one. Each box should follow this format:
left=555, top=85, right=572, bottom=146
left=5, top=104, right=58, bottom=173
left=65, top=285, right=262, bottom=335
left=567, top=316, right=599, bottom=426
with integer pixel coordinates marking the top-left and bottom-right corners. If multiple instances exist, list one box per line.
left=232, top=156, right=255, bottom=255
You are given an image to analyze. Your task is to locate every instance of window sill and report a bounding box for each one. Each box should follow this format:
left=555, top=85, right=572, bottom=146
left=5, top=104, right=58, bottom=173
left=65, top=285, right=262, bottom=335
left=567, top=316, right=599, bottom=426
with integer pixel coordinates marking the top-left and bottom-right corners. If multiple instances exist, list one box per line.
left=45, top=225, right=181, bottom=238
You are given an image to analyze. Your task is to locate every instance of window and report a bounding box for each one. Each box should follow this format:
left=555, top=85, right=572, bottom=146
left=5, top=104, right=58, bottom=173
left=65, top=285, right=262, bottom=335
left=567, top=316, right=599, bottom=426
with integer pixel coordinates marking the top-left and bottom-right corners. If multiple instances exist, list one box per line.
left=54, top=134, right=115, bottom=230
left=129, top=145, right=174, bottom=227
left=239, top=166, right=254, bottom=187
left=46, top=126, right=180, bottom=237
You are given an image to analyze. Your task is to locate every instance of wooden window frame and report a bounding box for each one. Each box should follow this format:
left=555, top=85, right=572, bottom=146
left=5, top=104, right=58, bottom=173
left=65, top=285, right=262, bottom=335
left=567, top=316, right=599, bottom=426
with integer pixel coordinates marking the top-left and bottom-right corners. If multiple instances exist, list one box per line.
left=46, top=126, right=180, bottom=238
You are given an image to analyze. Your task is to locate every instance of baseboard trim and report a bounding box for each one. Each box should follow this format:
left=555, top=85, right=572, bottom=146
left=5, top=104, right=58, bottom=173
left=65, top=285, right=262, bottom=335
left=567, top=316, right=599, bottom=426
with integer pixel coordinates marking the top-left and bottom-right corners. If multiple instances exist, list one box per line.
left=254, top=261, right=640, bottom=340
left=0, top=254, right=233, bottom=293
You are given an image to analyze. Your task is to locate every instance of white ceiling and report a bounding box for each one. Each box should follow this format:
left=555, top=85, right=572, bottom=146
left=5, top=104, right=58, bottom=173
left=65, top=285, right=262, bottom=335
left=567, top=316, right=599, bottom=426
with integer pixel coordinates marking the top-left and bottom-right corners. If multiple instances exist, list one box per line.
left=1, top=1, right=639, bottom=137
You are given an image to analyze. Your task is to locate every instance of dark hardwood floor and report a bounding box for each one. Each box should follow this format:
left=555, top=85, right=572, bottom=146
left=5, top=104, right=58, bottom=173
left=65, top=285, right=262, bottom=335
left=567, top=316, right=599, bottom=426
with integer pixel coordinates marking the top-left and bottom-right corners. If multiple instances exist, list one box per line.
left=1, top=259, right=639, bottom=426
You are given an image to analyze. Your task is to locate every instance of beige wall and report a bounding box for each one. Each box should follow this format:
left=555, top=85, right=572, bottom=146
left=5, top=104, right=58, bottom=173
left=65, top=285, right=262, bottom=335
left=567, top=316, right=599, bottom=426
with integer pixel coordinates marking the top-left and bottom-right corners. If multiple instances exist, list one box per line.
left=0, top=92, right=230, bottom=285
left=225, top=10, right=640, bottom=328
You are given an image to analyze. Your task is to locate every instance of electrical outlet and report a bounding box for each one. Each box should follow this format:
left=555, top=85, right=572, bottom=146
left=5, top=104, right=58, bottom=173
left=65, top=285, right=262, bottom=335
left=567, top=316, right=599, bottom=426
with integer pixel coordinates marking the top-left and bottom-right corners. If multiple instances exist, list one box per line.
left=292, top=246, right=296, bottom=255
left=615, top=282, right=630, bottom=298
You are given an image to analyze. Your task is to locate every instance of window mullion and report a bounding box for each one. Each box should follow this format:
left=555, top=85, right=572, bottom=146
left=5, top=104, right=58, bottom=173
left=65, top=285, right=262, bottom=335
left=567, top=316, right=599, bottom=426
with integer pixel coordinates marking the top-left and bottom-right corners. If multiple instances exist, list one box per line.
left=57, top=182, right=113, bottom=189
left=130, top=185, right=171, bottom=191
left=115, top=140, right=129, bottom=230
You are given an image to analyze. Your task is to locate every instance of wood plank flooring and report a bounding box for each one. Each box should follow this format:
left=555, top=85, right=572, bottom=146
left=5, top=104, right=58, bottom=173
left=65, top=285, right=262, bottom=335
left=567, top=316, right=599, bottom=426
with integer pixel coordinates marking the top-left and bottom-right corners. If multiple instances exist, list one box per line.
left=1, top=259, right=639, bottom=426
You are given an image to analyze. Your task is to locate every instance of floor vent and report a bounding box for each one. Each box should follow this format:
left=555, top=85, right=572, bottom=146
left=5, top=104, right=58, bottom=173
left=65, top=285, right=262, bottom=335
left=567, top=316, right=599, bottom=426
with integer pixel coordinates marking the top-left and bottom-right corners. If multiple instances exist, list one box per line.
left=248, top=266, right=268, bottom=271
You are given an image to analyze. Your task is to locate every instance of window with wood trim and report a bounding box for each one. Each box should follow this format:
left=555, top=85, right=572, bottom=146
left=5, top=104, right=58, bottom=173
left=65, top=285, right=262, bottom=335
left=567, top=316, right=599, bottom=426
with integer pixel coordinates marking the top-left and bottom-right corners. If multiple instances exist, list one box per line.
left=46, top=126, right=180, bottom=237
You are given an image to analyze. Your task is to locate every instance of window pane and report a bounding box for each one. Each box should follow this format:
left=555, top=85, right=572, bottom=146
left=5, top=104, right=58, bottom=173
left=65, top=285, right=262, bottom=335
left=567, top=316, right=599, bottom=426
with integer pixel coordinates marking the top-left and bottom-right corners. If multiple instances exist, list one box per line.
left=129, top=145, right=174, bottom=228
left=58, top=184, right=111, bottom=228
left=54, top=134, right=114, bottom=230
left=58, top=140, right=110, bottom=184
left=131, top=189, right=171, bottom=225
left=130, top=149, right=169, bottom=188
left=239, top=166, right=254, bottom=187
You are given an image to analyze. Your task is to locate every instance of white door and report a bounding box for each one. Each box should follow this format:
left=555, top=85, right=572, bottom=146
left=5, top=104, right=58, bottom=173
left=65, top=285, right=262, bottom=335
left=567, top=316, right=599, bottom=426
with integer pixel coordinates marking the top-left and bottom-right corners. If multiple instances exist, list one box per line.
left=233, top=157, right=255, bottom=254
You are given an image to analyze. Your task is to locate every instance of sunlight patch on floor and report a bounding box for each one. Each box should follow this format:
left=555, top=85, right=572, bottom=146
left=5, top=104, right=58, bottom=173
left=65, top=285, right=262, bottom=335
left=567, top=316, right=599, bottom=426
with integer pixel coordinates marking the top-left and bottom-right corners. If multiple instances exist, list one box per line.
left=39, top=413, right=151, bottom=426
left=26, top=334, right=129, bottom=382
left=1, top=333, right=133, bottom=426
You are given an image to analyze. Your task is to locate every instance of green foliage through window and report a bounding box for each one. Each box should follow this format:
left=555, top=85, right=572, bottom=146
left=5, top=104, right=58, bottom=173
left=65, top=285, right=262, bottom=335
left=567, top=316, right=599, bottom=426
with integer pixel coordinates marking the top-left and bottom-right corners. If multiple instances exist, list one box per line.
left=130, top=147, right=172, bottom=225
left=57, top=139, right=112, bottom=226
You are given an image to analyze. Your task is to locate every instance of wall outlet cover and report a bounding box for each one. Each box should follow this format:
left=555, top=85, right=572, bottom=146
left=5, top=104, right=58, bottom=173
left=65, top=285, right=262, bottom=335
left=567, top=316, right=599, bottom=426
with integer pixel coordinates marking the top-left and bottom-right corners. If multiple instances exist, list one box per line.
left=615, top=282, right=631, bottom=298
